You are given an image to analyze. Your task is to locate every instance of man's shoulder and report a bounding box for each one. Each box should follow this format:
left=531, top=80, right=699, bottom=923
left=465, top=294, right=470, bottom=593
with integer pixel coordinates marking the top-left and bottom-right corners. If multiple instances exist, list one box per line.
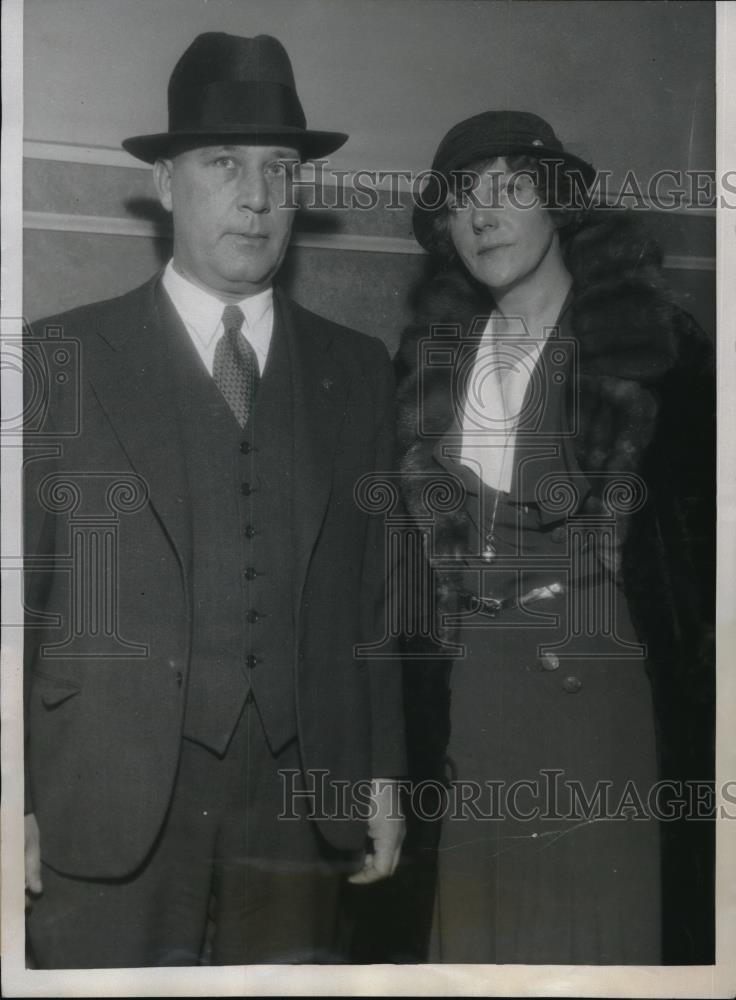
left=31, top=274, right=160, bottom=335
left=281, top=294, right=390, bottom=371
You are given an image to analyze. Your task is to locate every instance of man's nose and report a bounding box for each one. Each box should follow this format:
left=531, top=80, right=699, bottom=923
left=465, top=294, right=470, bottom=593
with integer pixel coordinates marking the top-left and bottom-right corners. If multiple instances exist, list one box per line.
left=237, top=167, right=270, bottom=213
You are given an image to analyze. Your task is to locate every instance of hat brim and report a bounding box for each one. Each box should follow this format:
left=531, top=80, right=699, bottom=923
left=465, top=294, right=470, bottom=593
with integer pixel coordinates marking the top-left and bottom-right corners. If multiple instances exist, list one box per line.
left=412, top=144, right=596, bottom=252
left=122, top=126, right=348, bottom=164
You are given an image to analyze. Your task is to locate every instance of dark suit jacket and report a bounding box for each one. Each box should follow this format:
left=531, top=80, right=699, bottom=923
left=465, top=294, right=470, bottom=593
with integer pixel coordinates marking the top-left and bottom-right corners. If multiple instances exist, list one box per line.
left=24, top=273, right=406, bottom=879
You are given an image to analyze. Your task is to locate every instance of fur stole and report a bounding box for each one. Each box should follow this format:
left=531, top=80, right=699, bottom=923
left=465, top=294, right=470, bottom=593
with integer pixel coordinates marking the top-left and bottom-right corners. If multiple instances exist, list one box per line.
left=395, top=212, right=703, bottom=633
left=397, top=213, right=680, bottom=550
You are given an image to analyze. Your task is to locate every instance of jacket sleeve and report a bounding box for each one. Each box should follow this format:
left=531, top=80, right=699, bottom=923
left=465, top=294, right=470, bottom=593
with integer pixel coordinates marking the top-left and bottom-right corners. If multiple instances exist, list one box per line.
left=23, top=361, right=60, bottom=816
left=360, top=345, right=408, bottom=779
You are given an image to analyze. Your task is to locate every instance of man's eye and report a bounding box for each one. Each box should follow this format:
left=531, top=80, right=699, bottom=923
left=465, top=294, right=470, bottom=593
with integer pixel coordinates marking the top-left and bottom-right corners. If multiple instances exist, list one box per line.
left=213, top=157, right=237, bottom=169
left=265, top=161, right=294, bottom=178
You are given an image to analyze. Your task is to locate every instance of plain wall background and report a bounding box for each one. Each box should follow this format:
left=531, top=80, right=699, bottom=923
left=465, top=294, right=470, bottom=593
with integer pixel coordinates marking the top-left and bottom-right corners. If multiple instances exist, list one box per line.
left=24, top=0, right=715, bottom=182
left=23, top=0, right=716, bottom=345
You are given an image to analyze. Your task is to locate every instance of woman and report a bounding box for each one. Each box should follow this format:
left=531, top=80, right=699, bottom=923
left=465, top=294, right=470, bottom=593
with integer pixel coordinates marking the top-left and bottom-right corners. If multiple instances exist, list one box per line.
left=396, top=111, right=715, bottom=964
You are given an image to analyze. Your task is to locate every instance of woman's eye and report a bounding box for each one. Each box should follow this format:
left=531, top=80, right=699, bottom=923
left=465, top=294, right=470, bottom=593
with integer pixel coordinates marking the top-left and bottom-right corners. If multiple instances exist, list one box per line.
left=447, top=193, right=468, bottom=212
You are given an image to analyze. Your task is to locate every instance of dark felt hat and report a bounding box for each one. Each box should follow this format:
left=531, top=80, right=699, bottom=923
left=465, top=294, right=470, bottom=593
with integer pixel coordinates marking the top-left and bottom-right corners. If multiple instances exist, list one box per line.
left=413, top=110, right=596, bottom=251
left=122, top=32, right=348, bottom=163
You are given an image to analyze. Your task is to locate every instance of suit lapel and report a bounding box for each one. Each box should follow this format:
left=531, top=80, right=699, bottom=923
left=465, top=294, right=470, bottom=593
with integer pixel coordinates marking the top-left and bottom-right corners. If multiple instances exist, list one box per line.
left=88, top=276, right=192, bottom=578
left=275, top=291, right=350, bottom=613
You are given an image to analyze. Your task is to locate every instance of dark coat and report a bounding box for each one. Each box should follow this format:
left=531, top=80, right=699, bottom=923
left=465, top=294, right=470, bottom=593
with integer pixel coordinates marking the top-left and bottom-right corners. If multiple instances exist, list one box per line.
left=24, top=273, right=406, bottom=879
left=395, top=211, right=716, bottom=961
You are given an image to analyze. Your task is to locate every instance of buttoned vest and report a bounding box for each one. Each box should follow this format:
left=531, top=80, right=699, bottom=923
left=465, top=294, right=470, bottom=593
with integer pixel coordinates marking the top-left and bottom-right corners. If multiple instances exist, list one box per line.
left=158, top=289, right=298, bottom=756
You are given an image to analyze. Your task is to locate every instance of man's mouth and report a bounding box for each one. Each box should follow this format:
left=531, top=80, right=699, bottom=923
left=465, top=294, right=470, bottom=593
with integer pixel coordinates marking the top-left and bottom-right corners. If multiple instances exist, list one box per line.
left=228, top=232, right=268, bottom=242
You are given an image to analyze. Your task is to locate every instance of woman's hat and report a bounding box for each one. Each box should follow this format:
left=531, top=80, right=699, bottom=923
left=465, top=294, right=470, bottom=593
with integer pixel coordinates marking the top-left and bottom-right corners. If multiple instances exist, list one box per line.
left=412, top=110, right=596, bottom=251
left=122, top=32, right=348, bottom=163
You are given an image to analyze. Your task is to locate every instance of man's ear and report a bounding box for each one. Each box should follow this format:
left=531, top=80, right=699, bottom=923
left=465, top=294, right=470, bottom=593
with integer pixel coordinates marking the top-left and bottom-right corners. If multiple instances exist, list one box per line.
left=153, top=158, right=174, bottom=212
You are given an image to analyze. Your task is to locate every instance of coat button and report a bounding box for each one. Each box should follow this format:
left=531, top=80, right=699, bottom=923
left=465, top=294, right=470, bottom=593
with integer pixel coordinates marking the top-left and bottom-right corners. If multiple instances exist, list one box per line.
left=246, top=654, right=260, bottom=669
left=541, top=652, right=560, bottom=671
left=244, top=567, right=258, bottom=581
left=562, top=675, right=583, bottom=694
left=244, top=525, right=256, bottom=538
left=551, top=525, right=566, bottom=544
left=175, top=671, right=183, bottom=688
left=240, top=482, right=253, bottom=496
left=246, top=609, right=263, bottom=624
left=240, top=441, right=251, bottom=455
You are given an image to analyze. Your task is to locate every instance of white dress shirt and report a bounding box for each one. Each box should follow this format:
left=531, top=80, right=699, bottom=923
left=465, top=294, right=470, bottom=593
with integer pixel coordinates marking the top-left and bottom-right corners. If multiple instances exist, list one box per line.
left=161, top=260, right=273, bottom=376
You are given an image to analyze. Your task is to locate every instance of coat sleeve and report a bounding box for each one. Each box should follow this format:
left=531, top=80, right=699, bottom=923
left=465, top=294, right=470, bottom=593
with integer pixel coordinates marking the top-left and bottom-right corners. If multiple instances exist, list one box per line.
left=360, top=345, right=408, bottom=779
left=650, top=309, right=716, bottom=686
left=23, top=357, right=60, bottom=816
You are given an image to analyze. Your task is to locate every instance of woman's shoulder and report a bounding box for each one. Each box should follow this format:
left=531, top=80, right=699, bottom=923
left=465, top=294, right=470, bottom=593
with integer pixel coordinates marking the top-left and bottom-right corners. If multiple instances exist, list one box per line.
left=565, top=210, right=666, bottom=292
left=566, top=211, right=698, bottom=384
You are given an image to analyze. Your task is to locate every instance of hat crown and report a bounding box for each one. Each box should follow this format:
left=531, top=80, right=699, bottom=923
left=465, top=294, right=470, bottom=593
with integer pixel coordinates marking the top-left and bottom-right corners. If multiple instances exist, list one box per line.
left=167, top=32, right=306, bottom=134
left=169, top=32, right=297, bottom=94
left=433, top=110, right=562, bottom=174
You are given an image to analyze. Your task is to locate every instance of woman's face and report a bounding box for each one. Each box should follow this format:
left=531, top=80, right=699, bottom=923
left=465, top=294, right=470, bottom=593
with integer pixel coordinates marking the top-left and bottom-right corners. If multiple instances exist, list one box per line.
left=447, top=157, right=561, bottom=296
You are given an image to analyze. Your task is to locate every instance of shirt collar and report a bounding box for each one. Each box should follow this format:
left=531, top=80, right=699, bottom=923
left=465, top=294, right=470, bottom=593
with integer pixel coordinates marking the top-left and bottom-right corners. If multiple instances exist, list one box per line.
left=162, top=260, right=274, bottom=351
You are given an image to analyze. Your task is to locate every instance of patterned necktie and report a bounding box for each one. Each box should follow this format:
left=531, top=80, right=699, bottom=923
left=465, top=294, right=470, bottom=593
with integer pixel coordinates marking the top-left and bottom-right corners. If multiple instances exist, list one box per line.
left=213, top=304, right=260, bottom=427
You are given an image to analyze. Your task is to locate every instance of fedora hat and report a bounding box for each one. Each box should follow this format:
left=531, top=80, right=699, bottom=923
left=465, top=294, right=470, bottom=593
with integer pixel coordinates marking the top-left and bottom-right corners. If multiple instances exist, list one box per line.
left=413, top=110, right=596, bottom=252
left=122, top=32, right=348, bottom=163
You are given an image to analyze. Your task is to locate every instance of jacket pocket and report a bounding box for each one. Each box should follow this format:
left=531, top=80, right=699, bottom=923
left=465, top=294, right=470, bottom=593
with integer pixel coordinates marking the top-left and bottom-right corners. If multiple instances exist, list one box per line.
left=31, top=666, right=83, bottom=708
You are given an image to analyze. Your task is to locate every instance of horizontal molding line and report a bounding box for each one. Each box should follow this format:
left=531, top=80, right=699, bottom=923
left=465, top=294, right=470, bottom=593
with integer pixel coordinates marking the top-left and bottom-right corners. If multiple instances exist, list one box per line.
left=24, top=211, right=164, bottom=239
left=23, top=211, right=716, bottom=270
left=23, top=140, right=717, bottom=217
left=24, top=139, right=143, bottom=170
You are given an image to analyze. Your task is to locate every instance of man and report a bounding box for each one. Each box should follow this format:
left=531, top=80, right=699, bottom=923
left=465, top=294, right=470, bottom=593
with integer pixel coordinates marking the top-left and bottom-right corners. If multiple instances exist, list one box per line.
left=24, top=31, right=405, bottom=968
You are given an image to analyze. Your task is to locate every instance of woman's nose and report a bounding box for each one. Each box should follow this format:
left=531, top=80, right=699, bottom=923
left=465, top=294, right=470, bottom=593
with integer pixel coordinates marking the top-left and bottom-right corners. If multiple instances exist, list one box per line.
left=471, top=206, right=500, bottom=232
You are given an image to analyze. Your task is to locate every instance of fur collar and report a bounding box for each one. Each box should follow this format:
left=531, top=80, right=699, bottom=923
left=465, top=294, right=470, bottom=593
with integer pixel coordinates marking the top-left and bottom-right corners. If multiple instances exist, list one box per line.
left=396, top=212, right=682, bottom=579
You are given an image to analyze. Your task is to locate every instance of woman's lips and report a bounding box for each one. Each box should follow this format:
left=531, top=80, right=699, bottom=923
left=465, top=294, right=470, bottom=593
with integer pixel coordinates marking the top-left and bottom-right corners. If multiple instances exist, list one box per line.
left=477, top=243, right=510, bottom=255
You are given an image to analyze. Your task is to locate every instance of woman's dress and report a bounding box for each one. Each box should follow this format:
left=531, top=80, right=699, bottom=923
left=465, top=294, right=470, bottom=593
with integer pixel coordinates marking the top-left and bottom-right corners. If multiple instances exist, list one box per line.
left=429, top=323, right=661, bottom=964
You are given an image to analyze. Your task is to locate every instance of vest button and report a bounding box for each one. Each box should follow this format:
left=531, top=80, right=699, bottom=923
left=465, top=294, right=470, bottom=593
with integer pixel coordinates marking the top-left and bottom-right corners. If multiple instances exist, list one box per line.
left=240, top=482, right=253, bottom=496
left=246, top=609, right=263, bottom=624
left=244, top=567, right=258, bottom=581
left=240, top=441, right=251, bottom=455
left=244, top=525, right=256, bottom=538
left=246, top=654, right=260, bottom=669
left=540, top=652, right=560, bottom=671
left=175, top=671, right=183, bottom=687
left=562, top=674, right=583, bottom=694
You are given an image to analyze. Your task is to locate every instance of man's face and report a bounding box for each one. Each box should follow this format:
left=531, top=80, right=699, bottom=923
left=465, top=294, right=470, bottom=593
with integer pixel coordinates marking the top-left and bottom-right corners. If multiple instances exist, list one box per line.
left=154, top=144, right=300, bottom=299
